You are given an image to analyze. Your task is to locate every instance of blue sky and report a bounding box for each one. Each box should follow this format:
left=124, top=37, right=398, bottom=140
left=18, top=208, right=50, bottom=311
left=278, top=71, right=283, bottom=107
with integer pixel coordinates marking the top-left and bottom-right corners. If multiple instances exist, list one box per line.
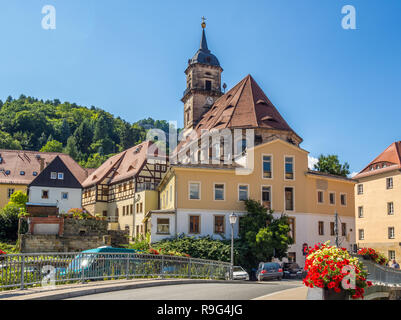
left=0, top=0, right=400, bottom=174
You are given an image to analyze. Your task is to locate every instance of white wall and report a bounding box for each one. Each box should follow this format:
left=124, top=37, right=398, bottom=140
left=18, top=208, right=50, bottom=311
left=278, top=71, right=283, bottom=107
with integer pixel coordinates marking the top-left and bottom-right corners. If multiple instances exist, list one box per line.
left=278, top=212, right=356, bottom=267
left=29, top=186, right=82, bottom=214
left=151, top=210, right=356, bottom=268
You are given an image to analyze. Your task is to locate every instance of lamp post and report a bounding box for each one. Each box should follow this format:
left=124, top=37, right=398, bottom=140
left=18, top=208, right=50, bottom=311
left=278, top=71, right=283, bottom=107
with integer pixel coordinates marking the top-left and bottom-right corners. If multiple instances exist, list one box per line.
left=229, top=213, right=238, bottom=280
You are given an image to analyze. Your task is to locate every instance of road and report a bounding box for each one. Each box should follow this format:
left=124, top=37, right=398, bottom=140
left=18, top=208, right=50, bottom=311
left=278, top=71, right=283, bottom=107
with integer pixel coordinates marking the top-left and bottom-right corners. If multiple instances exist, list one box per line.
left=67, top=280, right=303, bottom=300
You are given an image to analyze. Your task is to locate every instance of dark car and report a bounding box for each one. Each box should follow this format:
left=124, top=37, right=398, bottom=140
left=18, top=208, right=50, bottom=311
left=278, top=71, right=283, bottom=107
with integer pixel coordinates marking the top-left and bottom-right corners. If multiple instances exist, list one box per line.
left=282, top=262, right=304, bottom=279
left=256, top=262, right=283, bottom=281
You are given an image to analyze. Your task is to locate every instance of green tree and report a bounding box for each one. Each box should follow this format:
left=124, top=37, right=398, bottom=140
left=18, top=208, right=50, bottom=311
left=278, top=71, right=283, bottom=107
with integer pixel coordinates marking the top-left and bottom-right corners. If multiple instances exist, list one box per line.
left=0, top=204, right=20, bottom=242
left=237, top=200, right=293, bottom=270
left=314, top=154, right=350, bottom=177
left=73, top=119, right=94, bottom=156
left=0, top=130, right=22, bottom=150
left=40, top=140, right=63, bottom=153
left=64, top=136, right=80, bottom=160
left=9, top=191, right=28, bottom=208
left=83, top=153, right=110, bottom=168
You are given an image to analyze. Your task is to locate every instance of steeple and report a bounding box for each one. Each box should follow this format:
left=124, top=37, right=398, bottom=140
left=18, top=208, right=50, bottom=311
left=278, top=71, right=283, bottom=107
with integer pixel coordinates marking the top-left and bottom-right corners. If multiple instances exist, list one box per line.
left=182, top=19, right=223, bottom=131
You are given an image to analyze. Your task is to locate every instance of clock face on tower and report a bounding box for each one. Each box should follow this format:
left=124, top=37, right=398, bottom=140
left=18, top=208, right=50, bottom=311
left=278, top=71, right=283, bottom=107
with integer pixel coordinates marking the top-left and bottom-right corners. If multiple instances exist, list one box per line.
left=206, top=96, right=214, bottom=106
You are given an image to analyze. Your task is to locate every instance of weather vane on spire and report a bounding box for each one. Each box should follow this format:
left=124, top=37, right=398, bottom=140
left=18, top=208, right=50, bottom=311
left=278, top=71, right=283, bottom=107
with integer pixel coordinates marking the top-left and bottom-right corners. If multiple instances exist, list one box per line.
left=201, top=16, right=206, bottom=29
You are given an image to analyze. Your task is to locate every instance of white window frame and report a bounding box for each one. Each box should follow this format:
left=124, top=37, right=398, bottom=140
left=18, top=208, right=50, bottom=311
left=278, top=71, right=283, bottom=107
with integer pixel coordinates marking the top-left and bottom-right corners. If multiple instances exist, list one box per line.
left=262, top=154, right=273, bottom=180
left=387, top=177, right=394, bottom=190
left=359, top=229, right=365, bottom=240
left=61, top=192, right=68, bottom=200
left=156, top=218, right=170, bottom=235
left=284, top=155, right=295, bottom=181
left=188, top=182, right=201, bottom=200
left=261, top=185, right=273, bottom=209
left=50, top=172, right=57, bottom=180
left=340, top=193, right=347, bottom=207
left=328, top=191, right=336, bottom=206
left=238, top=184, right=249, bottom=202
left=284, top=186, right=295, bottom=212
left=389, top=250, right=396, bottom=261
left=358, top=206, right=364, bottom=218
left=213, top=183, right=226, bottom=201
left=41, top=190, right=49, bottom=199
left=317, top=190, right=324, bottom=204
left=357, top=184, right=363, bottom=195
left=389, top=227, right=395, bottom=239
left=58, top=172, right=64, bottom=180
left=388, top=202, right=394, bottom=215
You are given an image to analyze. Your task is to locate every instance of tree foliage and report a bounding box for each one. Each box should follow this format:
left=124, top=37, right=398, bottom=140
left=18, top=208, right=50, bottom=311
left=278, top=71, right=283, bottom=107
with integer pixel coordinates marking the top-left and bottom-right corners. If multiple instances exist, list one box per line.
left=314, top=154, right=350, bottom=177
left=0, top=95, right=172, bottom=168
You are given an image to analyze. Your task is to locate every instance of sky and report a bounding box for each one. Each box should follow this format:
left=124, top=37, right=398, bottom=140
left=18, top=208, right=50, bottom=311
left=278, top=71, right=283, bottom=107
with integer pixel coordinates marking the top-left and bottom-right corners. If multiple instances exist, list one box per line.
left=0, top=0, right=400, bottom=175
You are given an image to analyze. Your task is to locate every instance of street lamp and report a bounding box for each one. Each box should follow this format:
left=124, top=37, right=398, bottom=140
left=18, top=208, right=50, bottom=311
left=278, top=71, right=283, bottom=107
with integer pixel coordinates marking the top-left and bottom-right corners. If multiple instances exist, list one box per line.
left=229, top=213, right=238, bottom=280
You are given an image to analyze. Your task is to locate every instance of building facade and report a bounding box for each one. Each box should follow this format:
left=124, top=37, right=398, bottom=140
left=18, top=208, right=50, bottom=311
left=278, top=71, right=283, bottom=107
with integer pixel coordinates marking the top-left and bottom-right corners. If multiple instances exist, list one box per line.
left=150, top=139, right=356, bottom=266
left=81, top=141, right=167, bottom=238
left=28, top=155, right=88, bottom=213
left=0, top=149, right=87, bottom=208
left=354, top=142, right=401, bottom=261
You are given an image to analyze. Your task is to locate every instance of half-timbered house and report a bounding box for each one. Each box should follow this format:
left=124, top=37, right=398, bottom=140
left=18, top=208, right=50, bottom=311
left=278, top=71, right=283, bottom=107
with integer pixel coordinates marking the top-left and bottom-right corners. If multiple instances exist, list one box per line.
left=82, top=141, right=167, bottom=237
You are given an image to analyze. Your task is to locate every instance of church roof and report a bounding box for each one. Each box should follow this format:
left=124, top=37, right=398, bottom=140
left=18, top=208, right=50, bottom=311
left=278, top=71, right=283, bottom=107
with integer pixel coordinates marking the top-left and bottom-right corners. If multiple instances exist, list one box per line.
left=195, top=74, right=299, bottom=134
left=354, top=141, right=401, bottom=179
left=189, top=28, right=220, bottom=68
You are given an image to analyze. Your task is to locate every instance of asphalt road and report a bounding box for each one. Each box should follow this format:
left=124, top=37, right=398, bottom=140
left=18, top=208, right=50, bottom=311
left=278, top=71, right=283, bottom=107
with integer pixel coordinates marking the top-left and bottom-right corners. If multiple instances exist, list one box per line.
left=67, top=280, right=303, bottom=300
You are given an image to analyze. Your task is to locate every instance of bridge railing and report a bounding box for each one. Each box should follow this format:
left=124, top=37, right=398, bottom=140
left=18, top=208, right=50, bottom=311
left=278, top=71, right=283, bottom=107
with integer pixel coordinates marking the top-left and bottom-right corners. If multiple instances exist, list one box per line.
left=353, top=255, right=401, bottom=286
left=0, top=252, right=231, bottom=291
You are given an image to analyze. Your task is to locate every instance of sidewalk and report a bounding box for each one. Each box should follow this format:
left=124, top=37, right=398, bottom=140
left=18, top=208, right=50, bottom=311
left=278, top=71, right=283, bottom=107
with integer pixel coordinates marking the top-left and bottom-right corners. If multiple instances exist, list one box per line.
left=253, top=286, right=308, bottom=300
left=0, top=278, right=233, bottom=300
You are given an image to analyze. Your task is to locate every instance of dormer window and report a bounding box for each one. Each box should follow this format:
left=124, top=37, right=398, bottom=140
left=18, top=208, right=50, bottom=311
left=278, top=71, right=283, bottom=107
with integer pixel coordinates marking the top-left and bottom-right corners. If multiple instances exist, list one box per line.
left=33, top=171, right=38, bottom=176
left=20, top=171, right=25, bottom=176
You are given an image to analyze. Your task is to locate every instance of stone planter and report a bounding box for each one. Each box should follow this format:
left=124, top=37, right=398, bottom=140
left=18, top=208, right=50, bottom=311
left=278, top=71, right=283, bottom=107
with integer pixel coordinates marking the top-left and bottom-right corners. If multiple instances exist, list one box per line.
left=307, top=287, right=349, bottom=300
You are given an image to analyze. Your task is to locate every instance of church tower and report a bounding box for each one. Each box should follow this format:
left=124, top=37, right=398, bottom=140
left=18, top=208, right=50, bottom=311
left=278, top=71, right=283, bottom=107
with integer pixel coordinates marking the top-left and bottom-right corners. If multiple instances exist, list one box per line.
left=182, top=19, right=223, bottom=131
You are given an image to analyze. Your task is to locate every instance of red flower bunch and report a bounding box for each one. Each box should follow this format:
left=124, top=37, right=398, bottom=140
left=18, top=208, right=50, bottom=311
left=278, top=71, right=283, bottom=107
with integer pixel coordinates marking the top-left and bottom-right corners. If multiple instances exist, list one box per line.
left=303, top=242, right=372, bottom=299
left=148, top=248, right=160, bottom=255
left=358, top=248, right=388, bottom=266
left=0, top=249, right=6, bottom=255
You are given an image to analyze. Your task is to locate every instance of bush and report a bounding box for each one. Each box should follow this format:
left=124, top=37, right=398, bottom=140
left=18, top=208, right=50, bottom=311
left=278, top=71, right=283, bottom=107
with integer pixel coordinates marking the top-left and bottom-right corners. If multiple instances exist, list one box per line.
left=0, top=204, right=20, bottom=242
left=154, top=234, right=244, bottom=263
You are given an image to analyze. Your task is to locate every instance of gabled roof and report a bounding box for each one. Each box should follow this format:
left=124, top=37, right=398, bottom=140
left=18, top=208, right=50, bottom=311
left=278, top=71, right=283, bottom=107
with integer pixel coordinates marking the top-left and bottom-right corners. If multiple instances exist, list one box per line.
left=354, top=141, right=401, bottom=179
left=82, top=141, right=164, bottom=188
left=194, top=74, right=299, bottom=133
left=29, top=155, right=86, bottom=188
left=0, top=149, right=88, bottom=185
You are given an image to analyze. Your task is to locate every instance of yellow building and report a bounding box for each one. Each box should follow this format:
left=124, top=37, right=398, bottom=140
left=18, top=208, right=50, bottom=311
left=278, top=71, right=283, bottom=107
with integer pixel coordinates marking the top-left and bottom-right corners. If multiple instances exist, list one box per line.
left=149, top=139, right=356, bottom=266
left=354, top=141, right=401, bottom=261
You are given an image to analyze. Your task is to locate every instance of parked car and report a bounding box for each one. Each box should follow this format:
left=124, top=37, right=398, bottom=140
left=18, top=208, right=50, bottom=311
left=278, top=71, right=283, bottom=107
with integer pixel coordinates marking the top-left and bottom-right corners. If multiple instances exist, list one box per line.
left=256, top=262, right=283, bottom=281
left=225, top=266, right=249, bottom=280
left=58, top=246, right=140, bottom=279
left=282, top=262, right=304, bottom=279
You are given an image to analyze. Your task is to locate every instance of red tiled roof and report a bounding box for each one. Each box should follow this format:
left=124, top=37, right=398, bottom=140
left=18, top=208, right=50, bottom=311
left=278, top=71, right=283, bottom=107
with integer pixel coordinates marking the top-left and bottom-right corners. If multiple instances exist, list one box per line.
left=82, top=141, right=165, bottom=188
left=176, top=74, right=301, bottom=153
left=354, top=141, right=401, bottom=179
left=0, top=150, right=89, bottom=185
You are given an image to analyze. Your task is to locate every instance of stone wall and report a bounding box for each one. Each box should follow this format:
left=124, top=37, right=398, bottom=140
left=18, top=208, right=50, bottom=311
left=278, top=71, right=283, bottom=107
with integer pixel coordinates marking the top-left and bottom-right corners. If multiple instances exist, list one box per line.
left=63, top=219, right=108, bottom=236
left=19, top=218, right=128, bottom=253
left=19, top=234, right=110, bottom=253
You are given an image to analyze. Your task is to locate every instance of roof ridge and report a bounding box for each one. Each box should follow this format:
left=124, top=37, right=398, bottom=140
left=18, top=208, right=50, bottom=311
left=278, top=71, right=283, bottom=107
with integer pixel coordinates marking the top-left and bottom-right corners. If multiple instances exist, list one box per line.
left=226, top=76, right=249, bottom=127
left=247, top=75, right=259, bottom=127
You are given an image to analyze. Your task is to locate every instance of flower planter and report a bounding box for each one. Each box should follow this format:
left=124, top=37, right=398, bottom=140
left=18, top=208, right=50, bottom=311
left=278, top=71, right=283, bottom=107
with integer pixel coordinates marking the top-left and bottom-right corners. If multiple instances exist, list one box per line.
left=307, top=287, right=349, bottom=300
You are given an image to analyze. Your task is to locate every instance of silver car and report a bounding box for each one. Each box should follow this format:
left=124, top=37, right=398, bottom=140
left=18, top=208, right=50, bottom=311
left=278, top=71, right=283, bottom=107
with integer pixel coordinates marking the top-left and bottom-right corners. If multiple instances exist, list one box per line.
left=257, top=262, right=283, bottom=281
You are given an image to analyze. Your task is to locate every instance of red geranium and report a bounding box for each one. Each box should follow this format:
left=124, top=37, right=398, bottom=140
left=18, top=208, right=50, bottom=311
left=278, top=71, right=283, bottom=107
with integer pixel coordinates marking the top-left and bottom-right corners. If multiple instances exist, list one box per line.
left=303, top=241, right=372, bottom=299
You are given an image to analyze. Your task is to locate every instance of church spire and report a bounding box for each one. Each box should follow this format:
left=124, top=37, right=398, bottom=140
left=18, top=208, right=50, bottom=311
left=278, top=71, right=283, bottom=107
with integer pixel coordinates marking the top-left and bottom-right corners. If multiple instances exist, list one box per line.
left=200, top=17, right=210, bottom=53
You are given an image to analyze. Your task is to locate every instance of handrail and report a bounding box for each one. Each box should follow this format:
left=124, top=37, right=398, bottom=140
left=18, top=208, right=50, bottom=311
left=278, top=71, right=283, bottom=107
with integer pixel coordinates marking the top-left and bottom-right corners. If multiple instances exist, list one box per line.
left=0, top=252, right=230, bottom=291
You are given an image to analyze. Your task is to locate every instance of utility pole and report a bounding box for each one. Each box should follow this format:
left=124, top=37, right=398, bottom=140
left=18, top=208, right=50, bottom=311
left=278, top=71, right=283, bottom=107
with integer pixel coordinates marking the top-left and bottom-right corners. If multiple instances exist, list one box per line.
left=335, top=211, right=339, bottom=247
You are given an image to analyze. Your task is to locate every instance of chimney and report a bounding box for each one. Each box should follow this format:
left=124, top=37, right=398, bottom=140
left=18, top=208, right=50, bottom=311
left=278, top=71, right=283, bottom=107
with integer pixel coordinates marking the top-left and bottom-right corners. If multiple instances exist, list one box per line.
left=39, top=158, right=45, bottom=172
